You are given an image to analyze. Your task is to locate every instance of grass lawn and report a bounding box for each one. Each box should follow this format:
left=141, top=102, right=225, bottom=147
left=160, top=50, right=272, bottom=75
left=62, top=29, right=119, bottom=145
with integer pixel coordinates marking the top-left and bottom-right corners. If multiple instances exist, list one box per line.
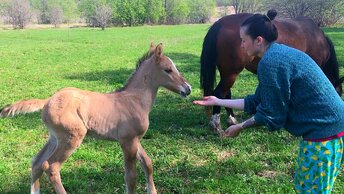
left=0, top=24, right=343, bottom=194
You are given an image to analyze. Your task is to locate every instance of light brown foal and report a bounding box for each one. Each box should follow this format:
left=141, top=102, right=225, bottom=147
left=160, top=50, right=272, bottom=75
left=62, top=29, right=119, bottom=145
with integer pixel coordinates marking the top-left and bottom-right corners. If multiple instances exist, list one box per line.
left=0, top=43, right=191, bottom=194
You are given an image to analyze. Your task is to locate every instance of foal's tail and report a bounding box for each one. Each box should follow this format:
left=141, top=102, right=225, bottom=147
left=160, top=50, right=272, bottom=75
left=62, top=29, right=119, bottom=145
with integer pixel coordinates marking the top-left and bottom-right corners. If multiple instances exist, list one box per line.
left=0, top=99, right=48, bottom=117
left=323, top=36, right=343, bottom=96
left=200, top=20, right=222, bottom=96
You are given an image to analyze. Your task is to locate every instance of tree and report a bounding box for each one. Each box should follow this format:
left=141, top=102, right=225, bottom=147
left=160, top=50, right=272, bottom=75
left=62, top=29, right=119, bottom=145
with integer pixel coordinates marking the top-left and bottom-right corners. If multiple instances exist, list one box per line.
left=187, top=0, right=215, bottom=23
left=94, top=4, right=112, bottom=30
left=144, top=0, right=165, bottom=24
left=31, top=0, right=80, bottom=24
left=230, top=0, right=263, bottom=13
left=78, top=0, right=109, bottom=27
left=165, top=0, right=189, bottom=24
left=311, top=0, right=344, bottom=26
left=264, top=0, right=344, bottom=26
left=115, top=0, right=146, bottom=26
left=6, top=0, right=32, bottom=29
left=50, top=6, right=63, bottom=27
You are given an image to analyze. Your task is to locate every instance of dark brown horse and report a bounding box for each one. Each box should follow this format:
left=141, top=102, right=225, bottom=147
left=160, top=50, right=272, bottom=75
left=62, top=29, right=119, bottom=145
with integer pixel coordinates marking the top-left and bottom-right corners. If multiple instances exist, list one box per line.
left=200, top=11, right=344, bottom=133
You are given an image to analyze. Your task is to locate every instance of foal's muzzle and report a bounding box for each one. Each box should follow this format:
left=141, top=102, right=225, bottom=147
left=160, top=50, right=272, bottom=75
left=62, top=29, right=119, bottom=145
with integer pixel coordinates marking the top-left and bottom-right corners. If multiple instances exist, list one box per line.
left=180, top=83, right=192, bottom=97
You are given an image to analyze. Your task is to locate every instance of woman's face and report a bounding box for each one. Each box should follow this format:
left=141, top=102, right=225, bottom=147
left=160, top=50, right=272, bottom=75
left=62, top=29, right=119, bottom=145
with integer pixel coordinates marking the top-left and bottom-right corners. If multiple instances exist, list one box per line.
left=240, top=27, right=260, bottom=57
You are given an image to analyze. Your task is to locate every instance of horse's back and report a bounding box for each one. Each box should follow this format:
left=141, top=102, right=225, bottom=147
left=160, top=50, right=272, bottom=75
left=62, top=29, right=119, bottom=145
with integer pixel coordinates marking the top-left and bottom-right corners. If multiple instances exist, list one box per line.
left=215, top=14, right=330, bottom=70
left=274, top=17, right=330, bottom=66
left=216, top=13, right=253, bottom=73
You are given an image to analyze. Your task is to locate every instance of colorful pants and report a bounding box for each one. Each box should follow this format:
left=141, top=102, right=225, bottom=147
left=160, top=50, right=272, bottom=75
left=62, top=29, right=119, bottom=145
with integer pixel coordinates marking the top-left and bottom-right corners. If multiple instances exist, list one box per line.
left=294, top=137, right=344, bottom=193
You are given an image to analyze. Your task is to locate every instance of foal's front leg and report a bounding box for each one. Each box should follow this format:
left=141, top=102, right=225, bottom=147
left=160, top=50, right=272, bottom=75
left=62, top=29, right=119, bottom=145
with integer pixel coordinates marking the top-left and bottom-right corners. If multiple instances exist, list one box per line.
left=136, top=142, right=157, bottom=194
left=121, top=139, right=139, bottom=194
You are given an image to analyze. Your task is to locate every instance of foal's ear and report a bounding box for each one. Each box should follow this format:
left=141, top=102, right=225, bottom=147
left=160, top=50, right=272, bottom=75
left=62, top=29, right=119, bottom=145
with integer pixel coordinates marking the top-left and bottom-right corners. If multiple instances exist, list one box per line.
left=155, top=43, right=163, bottom=62
left=149, top=42, right=155, bottom=54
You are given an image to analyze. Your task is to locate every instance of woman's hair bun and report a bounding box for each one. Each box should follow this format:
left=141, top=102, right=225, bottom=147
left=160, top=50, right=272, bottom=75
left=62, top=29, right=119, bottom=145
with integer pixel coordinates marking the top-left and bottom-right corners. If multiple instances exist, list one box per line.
left=267, top=9, right=277, bottom=21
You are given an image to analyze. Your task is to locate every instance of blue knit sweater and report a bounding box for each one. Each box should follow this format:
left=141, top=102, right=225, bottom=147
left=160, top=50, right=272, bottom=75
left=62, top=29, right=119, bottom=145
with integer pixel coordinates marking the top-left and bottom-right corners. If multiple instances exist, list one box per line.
left=244, top=42, right=344, bottom=139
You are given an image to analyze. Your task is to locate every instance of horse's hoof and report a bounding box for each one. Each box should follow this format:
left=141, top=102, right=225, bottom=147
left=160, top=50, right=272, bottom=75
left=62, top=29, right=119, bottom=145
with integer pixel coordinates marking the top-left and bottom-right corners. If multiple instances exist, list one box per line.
left=215, top=128, right=225, bottom=137
left=209, top=114, right=223, bottom=135
left=227, top=115, right=238, bottom=126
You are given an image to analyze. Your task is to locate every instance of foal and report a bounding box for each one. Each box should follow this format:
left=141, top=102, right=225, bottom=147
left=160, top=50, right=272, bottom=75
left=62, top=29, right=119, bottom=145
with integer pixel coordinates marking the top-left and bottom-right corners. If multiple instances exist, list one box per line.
left=0, top=43, right=191, bottom=194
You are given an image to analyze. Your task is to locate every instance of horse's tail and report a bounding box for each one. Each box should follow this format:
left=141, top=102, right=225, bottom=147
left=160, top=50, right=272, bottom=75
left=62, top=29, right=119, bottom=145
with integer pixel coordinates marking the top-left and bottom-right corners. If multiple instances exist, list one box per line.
left=0, top=99, right=48, bottom=117
left=322, top=36, right=343, bottom=96
left=200, top=21, right=222, bottom=96
left=334, top=77, right=344, bottom=96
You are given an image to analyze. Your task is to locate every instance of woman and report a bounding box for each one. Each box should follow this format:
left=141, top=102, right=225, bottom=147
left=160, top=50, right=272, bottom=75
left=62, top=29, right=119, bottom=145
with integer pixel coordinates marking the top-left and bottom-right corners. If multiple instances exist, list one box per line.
left=194, top=10, right=344, bottom=193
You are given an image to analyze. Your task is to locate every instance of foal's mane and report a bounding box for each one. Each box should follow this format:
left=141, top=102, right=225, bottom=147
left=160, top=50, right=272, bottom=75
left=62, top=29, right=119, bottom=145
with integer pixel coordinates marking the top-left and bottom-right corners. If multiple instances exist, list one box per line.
left=116, top=51, right=154, bottom=92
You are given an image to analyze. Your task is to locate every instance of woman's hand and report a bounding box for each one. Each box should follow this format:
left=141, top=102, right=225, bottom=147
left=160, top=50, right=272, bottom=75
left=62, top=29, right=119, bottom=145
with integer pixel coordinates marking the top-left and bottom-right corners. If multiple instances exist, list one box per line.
left=193, top=96, right=219, bottom=106
left=224, top=124, right=243, bottom=138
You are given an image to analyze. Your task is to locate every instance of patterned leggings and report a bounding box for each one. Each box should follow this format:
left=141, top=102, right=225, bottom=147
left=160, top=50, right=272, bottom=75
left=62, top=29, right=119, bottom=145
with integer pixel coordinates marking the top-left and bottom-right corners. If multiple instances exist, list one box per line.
left=295, top=137, right=344, bottom=193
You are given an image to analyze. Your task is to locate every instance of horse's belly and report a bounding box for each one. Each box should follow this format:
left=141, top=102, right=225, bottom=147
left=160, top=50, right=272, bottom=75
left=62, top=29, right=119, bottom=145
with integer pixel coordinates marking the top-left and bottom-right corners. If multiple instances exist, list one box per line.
left=87, top=128, right=118, bottom=141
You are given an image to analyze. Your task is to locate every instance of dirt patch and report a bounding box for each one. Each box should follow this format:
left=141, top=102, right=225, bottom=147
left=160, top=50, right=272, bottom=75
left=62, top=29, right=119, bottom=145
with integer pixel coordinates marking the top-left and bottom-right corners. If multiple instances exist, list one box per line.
left=217, top=150, right=235, bottom=161
left=257, top=170, right=279, bottom=178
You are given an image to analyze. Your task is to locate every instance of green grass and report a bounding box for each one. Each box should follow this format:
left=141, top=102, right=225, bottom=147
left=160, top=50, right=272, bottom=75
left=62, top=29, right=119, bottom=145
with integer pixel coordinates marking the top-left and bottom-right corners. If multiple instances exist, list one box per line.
left=0, top=25, right=343, bottom=194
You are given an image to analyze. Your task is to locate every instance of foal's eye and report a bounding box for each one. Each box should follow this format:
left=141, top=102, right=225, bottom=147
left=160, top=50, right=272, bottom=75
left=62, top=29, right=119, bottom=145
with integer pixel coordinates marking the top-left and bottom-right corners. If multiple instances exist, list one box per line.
left=164, top=69, right=173, bottom=74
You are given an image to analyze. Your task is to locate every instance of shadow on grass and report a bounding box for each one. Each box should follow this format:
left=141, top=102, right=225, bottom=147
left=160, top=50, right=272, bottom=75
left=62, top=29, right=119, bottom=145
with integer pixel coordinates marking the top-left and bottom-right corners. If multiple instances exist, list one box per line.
left=64, top=52, right=200, bottom=86
left=0, top=164, right=125, bottom=194
left=65, top=68, right=134, bottom=87
left=1, top=146, right=294, bottom=194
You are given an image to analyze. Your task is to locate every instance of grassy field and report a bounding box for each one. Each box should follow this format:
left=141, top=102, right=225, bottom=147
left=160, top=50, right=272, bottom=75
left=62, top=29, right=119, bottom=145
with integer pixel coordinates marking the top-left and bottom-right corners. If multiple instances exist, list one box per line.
left=0, top=25, right=343, bottom=194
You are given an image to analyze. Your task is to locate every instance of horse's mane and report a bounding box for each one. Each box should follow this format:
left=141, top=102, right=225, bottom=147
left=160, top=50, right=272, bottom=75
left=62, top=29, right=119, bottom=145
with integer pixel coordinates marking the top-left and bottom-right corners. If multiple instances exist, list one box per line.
left=116, top=51, right=154, bottom=92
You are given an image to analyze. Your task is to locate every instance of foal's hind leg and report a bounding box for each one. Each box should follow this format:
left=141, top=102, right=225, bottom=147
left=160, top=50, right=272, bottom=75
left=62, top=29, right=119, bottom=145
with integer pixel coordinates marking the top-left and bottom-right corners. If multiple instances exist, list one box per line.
left=31, top=135, right=57, bottom=194
left=136, top=142, right=157, bottom=194
left=44, top=126, right=87, bottom=194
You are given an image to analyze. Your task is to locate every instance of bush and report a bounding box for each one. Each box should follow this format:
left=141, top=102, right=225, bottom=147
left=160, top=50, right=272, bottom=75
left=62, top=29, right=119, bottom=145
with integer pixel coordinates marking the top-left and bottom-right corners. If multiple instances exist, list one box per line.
left=166, top=0, right=189, bottom=24
left=5, top=0, right=32, bottom=29
left=187, top=0, right=215, bottom=23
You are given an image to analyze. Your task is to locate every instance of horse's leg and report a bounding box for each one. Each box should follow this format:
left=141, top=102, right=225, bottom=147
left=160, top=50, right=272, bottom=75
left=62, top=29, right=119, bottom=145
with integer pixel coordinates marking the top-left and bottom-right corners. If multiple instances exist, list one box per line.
left=136, top=142, right=156, bottom=194
left=210, top=81, right=225, bottom=134
left=31, top=135, right=57, bottom=194
left=120, top=138, right=139, bottom=194
left=210, top=74, right=238, bottom=133
left=44, top=126, right=87, bottom=194
left=221, top=73, right=239, bottom=127
left=225, top=90, right=238, bottom=126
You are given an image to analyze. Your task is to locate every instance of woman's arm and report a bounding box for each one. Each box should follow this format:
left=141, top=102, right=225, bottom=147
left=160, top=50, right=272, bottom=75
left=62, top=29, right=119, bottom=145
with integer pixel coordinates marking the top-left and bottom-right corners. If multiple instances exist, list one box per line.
left=193, top=96, right=245, bottom=110
left=224, top=116, right=257, bottom=137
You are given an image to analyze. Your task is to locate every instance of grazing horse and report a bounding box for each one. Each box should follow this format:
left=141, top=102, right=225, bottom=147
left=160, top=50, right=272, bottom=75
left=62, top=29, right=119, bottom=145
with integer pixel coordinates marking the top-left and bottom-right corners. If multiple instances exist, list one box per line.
left=0, top=43, right=191, bottom=194
left=200, top=10, right=344, bottom=133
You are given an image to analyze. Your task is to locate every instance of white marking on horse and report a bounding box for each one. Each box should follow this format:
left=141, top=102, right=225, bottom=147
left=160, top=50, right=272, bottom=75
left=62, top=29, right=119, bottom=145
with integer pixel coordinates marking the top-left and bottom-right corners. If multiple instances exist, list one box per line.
left=167, top=57, right=180, bottom=75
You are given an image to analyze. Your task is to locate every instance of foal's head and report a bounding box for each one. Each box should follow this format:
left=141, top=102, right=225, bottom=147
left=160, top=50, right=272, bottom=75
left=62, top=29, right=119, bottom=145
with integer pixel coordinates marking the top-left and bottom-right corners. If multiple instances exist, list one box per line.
left=141, top=43, right=191, bottom=97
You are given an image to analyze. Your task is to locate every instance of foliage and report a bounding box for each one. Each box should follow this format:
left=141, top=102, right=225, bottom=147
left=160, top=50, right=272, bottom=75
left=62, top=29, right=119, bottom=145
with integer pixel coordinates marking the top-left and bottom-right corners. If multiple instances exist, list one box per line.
left=30, top=0, right=79, bottom=24
left=230, top=0, right=263, bottom=13
left=215, top=0, right=264, bottom=13
left=78, top=0, right=109, bottom=27
left=5, top=0, right=32, bottom=29
left=94, top=4, right=112, bottom=30
left=187, top=0, right=216, bottom=23
left=0, top=25, right=343, bottom=194
left=264, top=0, right=344, bottom=26
left=144, top=0, right=166, bottom=24
left=165, top=0, right=189, bottom=24
left=80, top=0, right=164, bottom=27
left=50, top=6, right=63, bottom=27
left=114, top=0, right=146, bottom=26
